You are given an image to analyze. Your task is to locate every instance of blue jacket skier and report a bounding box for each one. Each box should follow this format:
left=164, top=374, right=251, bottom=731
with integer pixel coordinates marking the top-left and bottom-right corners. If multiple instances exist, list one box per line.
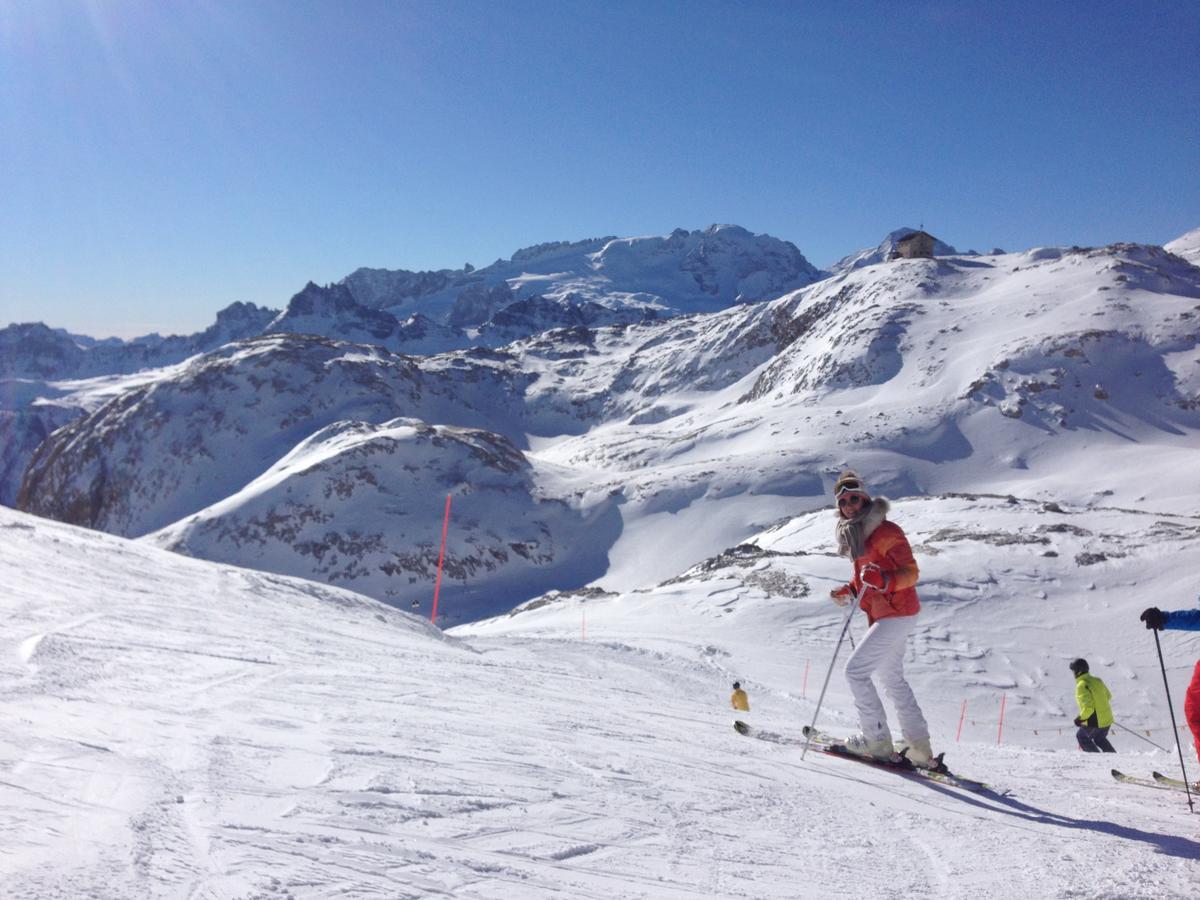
left=1141, top=604, right=1200, bottom=777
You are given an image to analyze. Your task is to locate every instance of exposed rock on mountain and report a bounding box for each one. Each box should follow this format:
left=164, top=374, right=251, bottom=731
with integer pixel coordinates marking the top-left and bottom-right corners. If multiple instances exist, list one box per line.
left=1, top=323, right=88, bottom=379
left=477, top=295, right=658, bottom=347
left=266, top=282, right=404, bottom=343
left=261, top=281, right=471, bottom=355
left=0, top=402, right=79, bottom=506
left=447, top=281, right=514, bottom=328
left=341, top=265, right=464, bottom=311
left=185, top=301, right=280, bottom=352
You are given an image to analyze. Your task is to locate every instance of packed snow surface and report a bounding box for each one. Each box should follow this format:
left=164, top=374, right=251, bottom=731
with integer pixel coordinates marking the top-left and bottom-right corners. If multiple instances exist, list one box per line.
left=4, top=502, right=1200, bottom=898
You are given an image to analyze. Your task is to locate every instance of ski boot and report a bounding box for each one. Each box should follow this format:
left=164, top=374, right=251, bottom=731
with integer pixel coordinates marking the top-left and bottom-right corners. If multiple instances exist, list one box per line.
left=842, top=734, right=896, bottom=761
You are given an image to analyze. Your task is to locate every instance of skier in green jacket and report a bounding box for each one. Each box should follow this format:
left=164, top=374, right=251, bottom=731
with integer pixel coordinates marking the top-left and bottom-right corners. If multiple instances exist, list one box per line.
left=1070, top=658, right=1115, bottom=752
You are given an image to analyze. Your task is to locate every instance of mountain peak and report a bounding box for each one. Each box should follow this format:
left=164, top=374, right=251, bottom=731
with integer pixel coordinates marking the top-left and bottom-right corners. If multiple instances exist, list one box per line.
left=828, top=227, right=960, bottom=274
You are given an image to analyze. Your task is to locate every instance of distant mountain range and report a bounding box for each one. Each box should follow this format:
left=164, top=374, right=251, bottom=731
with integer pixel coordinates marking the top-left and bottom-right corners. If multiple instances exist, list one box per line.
left=1, top=224, right=823, bottom=379
left=10, top=226, right=1199, bottom=621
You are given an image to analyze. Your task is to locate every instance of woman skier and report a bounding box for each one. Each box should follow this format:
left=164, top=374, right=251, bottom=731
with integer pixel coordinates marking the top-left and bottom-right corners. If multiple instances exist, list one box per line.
left=829, top=471, right=934, bottom=766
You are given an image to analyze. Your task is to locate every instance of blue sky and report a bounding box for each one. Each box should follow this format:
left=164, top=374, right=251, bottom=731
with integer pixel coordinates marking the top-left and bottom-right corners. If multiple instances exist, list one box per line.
left=1, top=0, right=1197, bottom=337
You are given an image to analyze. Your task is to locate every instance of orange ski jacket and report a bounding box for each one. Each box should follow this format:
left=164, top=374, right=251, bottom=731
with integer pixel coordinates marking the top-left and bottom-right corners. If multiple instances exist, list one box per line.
left=847, top=520, right=920, bottom=625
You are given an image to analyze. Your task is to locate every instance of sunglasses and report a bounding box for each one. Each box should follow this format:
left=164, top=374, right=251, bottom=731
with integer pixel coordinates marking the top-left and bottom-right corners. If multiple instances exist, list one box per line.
left=837, top=494, right=866, bottom=508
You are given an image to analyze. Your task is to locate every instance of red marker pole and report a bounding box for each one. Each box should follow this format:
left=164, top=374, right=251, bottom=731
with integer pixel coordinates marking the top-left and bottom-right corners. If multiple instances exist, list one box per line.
left=997, top=694, right=1007, bottom=745
left=956, top=700, right=967, bottom=743
left=801, top=660, right=810, bottom=698
left=430, top=494, right=452, bottom=625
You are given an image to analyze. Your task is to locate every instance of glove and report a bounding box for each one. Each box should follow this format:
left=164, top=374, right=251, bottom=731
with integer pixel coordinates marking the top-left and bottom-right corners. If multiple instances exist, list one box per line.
left=1073, top=716, right=1084, bottom=727
left=830, top=584, right=853, bottom=607
left=1140, top=608, right=1167, bottom=630
left=860, top=564, right=890, bottom=593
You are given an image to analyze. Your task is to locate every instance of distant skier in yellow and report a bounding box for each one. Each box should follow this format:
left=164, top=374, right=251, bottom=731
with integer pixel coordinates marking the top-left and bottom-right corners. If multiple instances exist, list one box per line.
left=731, top=681, right=753, bottom=735
left=731, top=681, right=750, bottom=712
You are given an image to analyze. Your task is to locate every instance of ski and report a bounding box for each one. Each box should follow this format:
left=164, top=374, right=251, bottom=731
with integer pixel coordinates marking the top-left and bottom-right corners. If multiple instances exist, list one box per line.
left=733, top=721, right=795, bottom=744
left=801, top=726, right=992, bottom=794
left=1152, top=771, right=1197, bottom=793
left=1111, top=769, right=1180, bottom=792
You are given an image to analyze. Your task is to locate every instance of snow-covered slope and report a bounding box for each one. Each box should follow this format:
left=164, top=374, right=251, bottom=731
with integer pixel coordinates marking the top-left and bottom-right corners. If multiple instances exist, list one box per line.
left=4, top=503, right=1200, bottom=897
left=469, top=493, right=1200, bottom=758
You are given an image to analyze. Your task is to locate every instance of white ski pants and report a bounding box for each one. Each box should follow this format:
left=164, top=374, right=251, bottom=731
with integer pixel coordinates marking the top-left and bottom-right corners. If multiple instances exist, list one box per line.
left=843, top=615, right=929, bottom=744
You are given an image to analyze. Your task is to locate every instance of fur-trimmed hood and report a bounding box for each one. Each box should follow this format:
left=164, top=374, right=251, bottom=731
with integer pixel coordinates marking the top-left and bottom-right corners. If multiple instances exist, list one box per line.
left=836, top=496, right=891, bottom=558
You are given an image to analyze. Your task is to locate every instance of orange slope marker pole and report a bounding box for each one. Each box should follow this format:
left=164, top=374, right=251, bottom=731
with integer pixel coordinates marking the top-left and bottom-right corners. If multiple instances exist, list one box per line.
left=430, top=494, right=452, bottom=625
left=997, top=693, right=1007, bottom=745
left=956, top=699, right=968, bottom=743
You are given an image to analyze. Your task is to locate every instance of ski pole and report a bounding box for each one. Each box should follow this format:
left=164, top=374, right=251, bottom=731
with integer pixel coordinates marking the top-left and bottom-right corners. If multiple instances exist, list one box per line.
left=802, top=582, right=865, bottom=760
left=1151, top=628, right=1195, bottom=812
left=1112, top=721, right=1173, bottom=754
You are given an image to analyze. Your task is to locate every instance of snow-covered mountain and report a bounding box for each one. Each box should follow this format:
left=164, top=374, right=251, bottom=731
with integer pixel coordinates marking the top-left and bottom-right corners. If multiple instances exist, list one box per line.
left=149, top=417, right=618, bottom=614
left=261, top=281, right=469, bottom=355
left=283, top=224, right=822, bottom=355
left=16, top=236, right=1200, bottom=620
left=1166, top=226, right=1200, bottom=266
left=0, top=303, right=278, bottom=380
left=344, top=224, right=824, bottom=325
left=827, top=227, right=965, bottom=275
left=1, top=224, right=819, bottom=387
left=16, top=336, right=530, bottom=536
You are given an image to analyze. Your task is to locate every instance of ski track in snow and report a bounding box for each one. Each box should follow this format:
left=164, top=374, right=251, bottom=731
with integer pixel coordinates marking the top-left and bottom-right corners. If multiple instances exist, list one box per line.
left=4, top=503, right=1200, bottom=897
